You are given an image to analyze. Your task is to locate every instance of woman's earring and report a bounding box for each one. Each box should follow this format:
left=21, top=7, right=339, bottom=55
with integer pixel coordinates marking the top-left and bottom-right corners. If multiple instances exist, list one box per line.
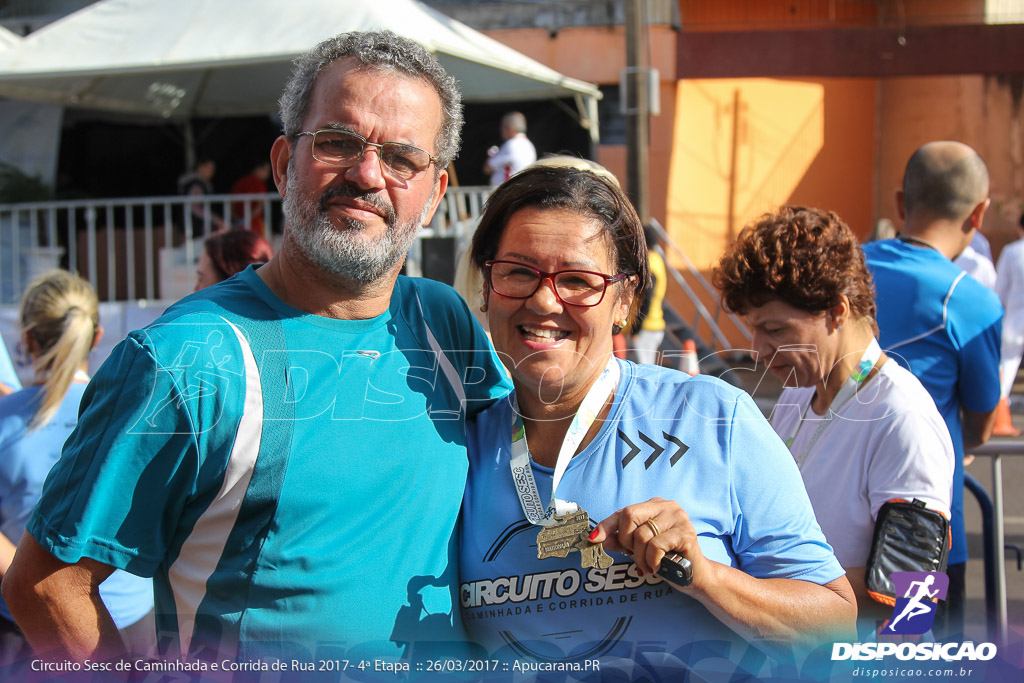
left=480, top=302, right=488, bottom=313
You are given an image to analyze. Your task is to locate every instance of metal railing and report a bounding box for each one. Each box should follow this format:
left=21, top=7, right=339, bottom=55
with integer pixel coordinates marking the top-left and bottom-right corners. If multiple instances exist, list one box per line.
left=0, top=187, right=493, bottom=304
left=964, top=439, right=1024, bottom=644
left=0, top=185, right=749, bottom=361
left=647, top=217, right=751, bottom=352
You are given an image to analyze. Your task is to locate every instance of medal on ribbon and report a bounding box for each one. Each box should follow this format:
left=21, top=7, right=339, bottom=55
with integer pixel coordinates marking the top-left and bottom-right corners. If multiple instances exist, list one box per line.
left=507, top=358, right=621, bottom=570
left=536, top=510, right=613, bottom=569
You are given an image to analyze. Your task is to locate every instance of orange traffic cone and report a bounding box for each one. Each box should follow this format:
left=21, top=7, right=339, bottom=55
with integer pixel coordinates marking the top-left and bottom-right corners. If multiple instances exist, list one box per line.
left=680, top=339, right=700, bottom=376
left=992, top=397, right=1021, bottom=436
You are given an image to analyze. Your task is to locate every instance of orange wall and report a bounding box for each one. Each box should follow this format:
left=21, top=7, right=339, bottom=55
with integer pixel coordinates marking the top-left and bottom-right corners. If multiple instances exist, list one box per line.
left=483, top=25, right=677, bottom=84
left=789, top=78, right=877, bottom=239
left=484, top=25, right=679, bottom=229
left=486, top=24, right=881, bottom=253
left=666, top=77, right=877, bottom=270
left=678, top=0, right=986, bottom=30
left=877, top=75, right=1024, bottom=259
left=679, top=0, right=876, bottom=30
left=482, top=2, right=1021, bottom=269
left=471, top=0, right=1017, bottom=351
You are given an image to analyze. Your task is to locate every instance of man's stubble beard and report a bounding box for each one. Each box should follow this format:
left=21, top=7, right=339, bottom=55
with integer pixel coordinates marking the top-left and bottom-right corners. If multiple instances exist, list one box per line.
left=282, top=171, right=435, bottom=284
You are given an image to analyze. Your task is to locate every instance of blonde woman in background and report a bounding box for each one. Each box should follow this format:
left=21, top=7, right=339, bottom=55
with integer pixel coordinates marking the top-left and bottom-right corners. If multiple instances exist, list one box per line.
left=0, top=271, right=154, bottom=668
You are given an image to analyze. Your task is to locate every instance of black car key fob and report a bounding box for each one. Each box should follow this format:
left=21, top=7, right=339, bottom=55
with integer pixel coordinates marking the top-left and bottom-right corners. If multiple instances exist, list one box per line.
left=657, top=552, right=693, bottom=587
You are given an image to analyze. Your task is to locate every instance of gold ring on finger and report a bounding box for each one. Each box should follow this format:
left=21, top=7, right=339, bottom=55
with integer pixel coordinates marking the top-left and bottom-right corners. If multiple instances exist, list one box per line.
left=645, top=519, right=660, bottom=536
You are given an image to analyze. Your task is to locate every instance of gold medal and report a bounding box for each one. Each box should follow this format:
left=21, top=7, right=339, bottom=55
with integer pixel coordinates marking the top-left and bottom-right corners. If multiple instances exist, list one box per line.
left=536, top=510, right=613, bottom=569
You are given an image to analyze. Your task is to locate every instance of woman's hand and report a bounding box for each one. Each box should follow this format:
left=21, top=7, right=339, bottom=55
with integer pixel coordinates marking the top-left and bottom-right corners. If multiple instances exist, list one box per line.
left=591, top=497, right=856, bottom=649
left=589, top=497, right=708, bottom=591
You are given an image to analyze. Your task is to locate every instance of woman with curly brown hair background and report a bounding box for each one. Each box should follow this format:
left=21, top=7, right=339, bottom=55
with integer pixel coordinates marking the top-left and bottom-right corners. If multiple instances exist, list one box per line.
left=714, top=206, right=955, bottom=629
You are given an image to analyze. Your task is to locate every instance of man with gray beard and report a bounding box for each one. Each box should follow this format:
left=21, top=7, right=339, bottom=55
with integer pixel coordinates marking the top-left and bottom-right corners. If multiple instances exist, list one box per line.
left=284, top=177, right=425, bottom=284
left=4, top=30, right=510, bottom=667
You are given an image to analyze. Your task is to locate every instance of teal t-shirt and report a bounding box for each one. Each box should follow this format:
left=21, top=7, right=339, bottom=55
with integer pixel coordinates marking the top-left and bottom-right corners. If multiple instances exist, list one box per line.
left=28, top=267, right=510, bottom=664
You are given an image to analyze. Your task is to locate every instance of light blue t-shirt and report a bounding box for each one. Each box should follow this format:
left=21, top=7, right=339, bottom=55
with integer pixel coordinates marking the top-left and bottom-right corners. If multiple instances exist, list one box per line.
left=864, top=239, right=1002, bottom=566
left=0, top=382, right=152, bottom=629
left=28, top=267, right=510, bottom=663
left=460, top=360, right=844, bottom=676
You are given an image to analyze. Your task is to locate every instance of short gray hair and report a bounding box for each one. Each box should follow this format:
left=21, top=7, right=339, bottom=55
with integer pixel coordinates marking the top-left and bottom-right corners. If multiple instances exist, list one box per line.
left=278, top=30, right=463, bottom=170
left=903, top=141, right=989, bottom=221
left=501, top=111, right=527, bottom=135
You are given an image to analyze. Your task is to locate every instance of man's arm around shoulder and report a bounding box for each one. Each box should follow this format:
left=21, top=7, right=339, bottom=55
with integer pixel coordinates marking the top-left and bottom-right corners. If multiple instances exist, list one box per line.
left=1, top=532, right=126, bottom=662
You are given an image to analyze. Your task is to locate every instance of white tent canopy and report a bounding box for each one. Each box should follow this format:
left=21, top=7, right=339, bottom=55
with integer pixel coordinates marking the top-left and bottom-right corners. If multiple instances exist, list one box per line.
left=0, top=26, right=21, bottom=51
left=0, top=0, right=599, bottom=135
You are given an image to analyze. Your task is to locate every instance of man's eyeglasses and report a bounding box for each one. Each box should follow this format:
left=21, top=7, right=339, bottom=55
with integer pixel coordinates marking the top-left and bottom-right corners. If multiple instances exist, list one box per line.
left=296, top=129, right=439, bottom=180
left=485, top=260, right=630, bottom=307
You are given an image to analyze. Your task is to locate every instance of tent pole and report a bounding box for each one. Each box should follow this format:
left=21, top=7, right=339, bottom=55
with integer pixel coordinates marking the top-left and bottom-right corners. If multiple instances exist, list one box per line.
left=572, top=93, right=601, bottom=158
left=183, top=120, right=196, bottom=171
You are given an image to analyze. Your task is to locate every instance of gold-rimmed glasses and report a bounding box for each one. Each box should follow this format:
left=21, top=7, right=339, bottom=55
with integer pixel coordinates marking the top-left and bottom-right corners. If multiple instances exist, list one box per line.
left=296, top=128, right=439, bottom=180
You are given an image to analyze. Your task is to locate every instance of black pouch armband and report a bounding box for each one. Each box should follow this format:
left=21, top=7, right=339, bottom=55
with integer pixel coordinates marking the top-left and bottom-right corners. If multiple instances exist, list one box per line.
left=865, top=498, right=950, bottom=606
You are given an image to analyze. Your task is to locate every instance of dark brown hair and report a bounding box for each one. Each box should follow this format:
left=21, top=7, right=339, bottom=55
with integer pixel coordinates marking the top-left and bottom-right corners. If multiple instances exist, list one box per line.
left=713, top=206, right=877, bottom=327
left=469, top=166, right=651, bottom=326
left=204, top=229, right=275, bottom=282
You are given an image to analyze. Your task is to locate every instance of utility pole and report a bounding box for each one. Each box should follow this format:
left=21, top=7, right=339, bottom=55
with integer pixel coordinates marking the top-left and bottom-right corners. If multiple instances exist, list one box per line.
left=726, top=89, right=741, bottom=242
left=625, top=0, right=649, bottom=223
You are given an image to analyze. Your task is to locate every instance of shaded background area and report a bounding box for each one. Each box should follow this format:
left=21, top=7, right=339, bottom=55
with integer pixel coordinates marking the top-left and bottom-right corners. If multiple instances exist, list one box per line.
left=54, top=98, right=592, bottom=202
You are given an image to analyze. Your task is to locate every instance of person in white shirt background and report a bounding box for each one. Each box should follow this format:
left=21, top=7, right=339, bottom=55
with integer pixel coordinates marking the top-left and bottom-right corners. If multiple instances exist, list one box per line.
left=994, top=211, right=1024, bottom=436
left=483, top=111, right=537, bottom=187
left=955, top=240, right=997, bottom=290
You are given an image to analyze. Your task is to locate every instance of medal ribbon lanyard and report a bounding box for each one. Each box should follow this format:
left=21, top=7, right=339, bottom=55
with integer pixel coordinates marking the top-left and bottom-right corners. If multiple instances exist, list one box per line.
left=784, top=337, right=883, bottom=468
left=508, top=357, right=620, bottom=526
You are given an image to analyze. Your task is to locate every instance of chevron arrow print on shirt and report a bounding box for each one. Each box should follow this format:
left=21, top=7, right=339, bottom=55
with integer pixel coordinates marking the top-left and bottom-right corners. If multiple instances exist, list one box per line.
left=617, top=430, right=689, bottom=469
left=639, top=432, right=664, bottom=469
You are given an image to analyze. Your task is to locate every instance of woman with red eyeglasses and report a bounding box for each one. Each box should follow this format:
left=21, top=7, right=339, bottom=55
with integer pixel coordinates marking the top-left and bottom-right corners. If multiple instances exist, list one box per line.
left=457, top=166, right=855, bottom=675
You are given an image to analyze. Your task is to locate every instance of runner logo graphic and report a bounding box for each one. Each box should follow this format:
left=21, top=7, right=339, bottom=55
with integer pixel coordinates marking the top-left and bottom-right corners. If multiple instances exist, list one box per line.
left=886, top=571, right=949, bottom=635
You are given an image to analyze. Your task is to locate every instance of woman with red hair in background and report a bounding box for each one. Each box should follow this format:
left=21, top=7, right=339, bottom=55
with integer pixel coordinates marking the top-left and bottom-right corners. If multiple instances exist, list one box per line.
left=195, top=229, right=274, bottom=291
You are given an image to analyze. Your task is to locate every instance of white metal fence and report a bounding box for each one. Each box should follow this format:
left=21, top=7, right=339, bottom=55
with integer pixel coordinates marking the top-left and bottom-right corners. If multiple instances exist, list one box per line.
left=0, top=186, right=750, bottom=355
left=0, top=187, right=493, bottom=304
